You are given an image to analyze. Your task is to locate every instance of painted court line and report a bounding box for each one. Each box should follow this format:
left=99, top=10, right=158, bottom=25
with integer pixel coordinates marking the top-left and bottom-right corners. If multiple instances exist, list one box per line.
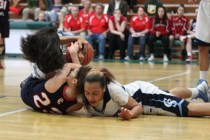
left=148, top=71, right=190, bottom=83
left=0, top=109, right=27, bottom=117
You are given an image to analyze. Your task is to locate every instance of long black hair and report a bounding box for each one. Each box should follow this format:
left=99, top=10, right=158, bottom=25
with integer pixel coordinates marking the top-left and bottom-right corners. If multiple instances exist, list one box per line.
left=21, top=27, right=65, bottom=74
left=154, top=6, right=167, bottom=25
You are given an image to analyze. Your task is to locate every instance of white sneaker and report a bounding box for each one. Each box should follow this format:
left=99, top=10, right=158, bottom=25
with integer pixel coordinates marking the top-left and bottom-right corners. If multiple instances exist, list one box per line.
left=148, top=55, right=154, bottom=61
left=163, top=55, right=169, bottom=62
left=98, top=55, right=104, bottom=60
left=124, top=56, right=130, bottom=61
left=139, top=57, right=144, bottom=61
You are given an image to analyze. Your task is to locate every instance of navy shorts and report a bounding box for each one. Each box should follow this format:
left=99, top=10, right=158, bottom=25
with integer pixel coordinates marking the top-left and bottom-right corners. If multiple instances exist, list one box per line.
left=194, top=38, right=210, bottom=47
left=0, top=17, right=9, bottom=38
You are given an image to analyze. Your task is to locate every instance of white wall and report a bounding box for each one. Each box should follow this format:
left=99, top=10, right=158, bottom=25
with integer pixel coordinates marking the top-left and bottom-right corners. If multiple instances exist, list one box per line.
left=5, top=29, right=37, bottom=54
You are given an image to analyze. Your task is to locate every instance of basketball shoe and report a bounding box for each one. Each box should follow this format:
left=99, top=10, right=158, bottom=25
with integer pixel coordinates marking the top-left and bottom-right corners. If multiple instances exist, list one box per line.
left=192, top=79, right=209, bottom=102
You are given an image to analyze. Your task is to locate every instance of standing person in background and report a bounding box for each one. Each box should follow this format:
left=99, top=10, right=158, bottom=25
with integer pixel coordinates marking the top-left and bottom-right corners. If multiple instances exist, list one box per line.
left=148, top=6, right=171, bottom=62
left=188, top=0, right=210, bottom=99
left=108, top=9, right=127, bottom=60
left=85, top=4, right=109, bottom=60
left=124, top=7, right=150, bottom=61
left=107, top=0, right=128, bottom=17
left=0, top=0, right=10, bottom=69
left=144, top=0, right=163, bottom=17
left=169, top=4, right=189, bottom=61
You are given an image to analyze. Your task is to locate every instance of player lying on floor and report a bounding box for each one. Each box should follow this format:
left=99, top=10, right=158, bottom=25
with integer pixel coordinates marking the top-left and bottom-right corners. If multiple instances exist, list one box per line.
left=20, top=27, right=91, bottom=114
left=77, top=66, right=210, bottom=120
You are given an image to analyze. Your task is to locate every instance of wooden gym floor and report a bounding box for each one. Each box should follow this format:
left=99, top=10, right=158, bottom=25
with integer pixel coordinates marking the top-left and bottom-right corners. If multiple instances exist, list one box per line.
left=0, top=57, right=210, bottom=140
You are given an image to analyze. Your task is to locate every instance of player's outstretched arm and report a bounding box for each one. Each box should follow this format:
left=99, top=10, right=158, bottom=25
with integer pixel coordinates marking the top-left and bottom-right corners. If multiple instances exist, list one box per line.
left=118, top=97, right=143, bottom=120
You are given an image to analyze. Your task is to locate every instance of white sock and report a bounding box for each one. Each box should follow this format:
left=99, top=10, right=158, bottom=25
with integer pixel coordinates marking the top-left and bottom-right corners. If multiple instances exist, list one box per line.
left=187, top=52, right=192, bottom=56
left=200, top=71, right=208, bottom=81
left=189, top=88, right=199, bottom=99
left=187, top=35, right=192, bottom=38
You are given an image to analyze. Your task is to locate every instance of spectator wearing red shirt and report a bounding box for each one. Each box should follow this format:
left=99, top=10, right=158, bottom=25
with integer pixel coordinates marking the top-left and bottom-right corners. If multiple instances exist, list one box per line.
left=124, top=7, right=150, bottom=61
left=79, top=0, right=94, bottom=31
left=108, top=9, right=127, bottom=60
left=169, top=4, right=189, bottom=61
left=63, top=6, right=86, bottom=37
left=148, top=6, right=171, bottom=62
left=85, top=4, right=109, bottom=60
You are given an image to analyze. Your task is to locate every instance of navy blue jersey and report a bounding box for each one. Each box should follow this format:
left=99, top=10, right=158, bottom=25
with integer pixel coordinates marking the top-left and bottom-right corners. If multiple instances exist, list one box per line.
left=0, top=0, right=9, bottom=18
left=0, top=0, right=9, bottom=38
left=20, top=76, right=77, bottom=114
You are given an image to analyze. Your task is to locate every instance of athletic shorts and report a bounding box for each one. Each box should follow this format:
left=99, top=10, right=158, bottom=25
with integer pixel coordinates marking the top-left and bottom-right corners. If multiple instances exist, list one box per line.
left=138, top=90, right=189, bottom=117
left=195, top=0, right=210, bottom=44
left=0, top=17, right=9, bottom=38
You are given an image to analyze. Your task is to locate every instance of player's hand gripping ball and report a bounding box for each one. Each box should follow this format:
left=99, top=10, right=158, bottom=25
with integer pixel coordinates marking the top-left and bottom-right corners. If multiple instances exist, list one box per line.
left=65, top=43, right=94, bottom=65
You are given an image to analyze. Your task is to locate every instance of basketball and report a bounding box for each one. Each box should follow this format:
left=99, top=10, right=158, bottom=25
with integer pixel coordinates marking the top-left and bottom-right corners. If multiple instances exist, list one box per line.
left=65, top=43, right=94, bottom=65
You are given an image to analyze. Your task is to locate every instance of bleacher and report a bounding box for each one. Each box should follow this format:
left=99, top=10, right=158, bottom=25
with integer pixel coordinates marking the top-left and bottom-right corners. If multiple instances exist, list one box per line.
left=8, top=0, right=199, bottom=61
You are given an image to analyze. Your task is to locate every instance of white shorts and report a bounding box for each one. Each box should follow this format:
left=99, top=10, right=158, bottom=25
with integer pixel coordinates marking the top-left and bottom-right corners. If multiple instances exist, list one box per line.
left=195, top=0, right=210, bottom=43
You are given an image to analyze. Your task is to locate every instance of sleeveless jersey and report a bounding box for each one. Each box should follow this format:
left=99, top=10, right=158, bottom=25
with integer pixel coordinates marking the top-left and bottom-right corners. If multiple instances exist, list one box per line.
left=0, top=0, right=9, bottom=18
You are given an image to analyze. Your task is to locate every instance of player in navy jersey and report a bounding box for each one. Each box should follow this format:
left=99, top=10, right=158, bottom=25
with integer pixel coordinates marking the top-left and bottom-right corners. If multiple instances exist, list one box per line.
left=20, top=27, right=91, bottom=114
left=0, top=0, right=10, bottom=68
left=79, top=66, right=210, bottom=120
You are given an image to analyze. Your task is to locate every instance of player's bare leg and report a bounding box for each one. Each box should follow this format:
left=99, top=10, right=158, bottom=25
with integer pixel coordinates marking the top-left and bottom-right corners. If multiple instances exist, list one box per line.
left=0, top=35, right=5, bottom=69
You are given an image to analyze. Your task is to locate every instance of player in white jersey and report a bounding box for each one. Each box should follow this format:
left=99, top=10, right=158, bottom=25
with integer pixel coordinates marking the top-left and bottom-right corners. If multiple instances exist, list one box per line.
left=79, top=66, right=210, bottom=120
left=188, top=0, right=210, bottom=93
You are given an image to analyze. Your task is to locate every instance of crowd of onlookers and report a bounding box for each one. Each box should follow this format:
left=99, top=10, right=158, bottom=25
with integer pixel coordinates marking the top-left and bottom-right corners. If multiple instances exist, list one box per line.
left=9, top=0, right=198, bottom=62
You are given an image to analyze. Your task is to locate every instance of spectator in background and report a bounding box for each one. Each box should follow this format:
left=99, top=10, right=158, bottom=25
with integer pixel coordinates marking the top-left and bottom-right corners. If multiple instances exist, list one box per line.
left=144, top=0, right=163, bottom=17
left=79, top=0, right=88, bottom=10
left=125, top=0, right=137, bottom=13
left=57, top=0, right=80, bottom=31
left=22, top=0, right=48, bottom=20
left=36, top=11, right=47, bottom=22
left=45, top=0, right=63, bottom=25
left=180, top=8, right=198, bottom=62
left=79, top=0, right=94, bottom=31
left=148, top=6, right=171, bottom=62
left=0, top=0, right=10, bottom=69
left=107, top=0, right=128, bottom=17
left=85, top=4, right=109, bottom=60
left=62, top=6, right=86, bottom=37
left=10, top=0, right=24, bottom=15
left=169, top=4, right=189, bottom=61
left=124, top=7, right=150, bottom=61
left=108, top=9, right=127, bottom=60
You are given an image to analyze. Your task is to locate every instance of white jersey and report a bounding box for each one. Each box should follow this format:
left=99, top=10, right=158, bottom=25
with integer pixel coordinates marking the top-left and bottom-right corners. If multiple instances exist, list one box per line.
left=87, top=81, right=189, bottom=117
